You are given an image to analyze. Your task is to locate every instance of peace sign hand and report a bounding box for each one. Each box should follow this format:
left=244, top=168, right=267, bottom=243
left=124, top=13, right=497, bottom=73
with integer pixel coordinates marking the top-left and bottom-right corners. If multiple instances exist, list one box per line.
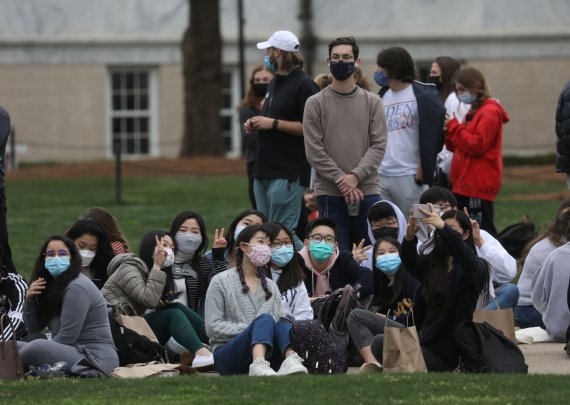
left=153, top=235, right=167, bottom=268
left=352, top=239, right=371, bottom=264
left=213, top=228, right=227, bottom=249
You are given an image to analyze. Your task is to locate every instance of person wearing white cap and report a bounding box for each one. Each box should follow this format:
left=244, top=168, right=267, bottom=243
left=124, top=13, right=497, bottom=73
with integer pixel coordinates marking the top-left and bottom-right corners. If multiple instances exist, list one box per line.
left=245, top=30, right=319, bottom=250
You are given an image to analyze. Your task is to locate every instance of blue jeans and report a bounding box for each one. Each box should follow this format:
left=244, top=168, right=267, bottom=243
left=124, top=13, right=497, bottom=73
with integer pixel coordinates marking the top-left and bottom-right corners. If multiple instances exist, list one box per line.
left=485, top=283, right=519, bottom=310
left=212, top=314, right=292, bottom=376
left=316, top=194, right=381, bottom=252
left=514, top=305, right=546, bottom=329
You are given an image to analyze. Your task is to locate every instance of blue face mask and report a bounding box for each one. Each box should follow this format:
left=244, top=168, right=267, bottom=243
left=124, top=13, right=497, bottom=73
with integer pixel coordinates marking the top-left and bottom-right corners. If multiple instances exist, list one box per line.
left=309, top=241, right=335, bottom=262
left=264, top=55, right=277, bottom=72
left=45, top=256, right=71, bottom=277
left=234, top=224, right=246, bottom=241
left=271, top=245, right=295, bottom=268
left=329, top=60, right=355, bottom=82
left=373, top=70, right=389, bottom=87
left=459, top=92, right=476, bottom=104
left=375, top=253, right=401, bottom=276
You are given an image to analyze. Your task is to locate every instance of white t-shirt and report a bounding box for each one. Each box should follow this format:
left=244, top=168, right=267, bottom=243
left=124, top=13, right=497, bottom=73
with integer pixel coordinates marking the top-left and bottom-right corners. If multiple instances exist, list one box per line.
left=378, top=85, right=420, bottom=176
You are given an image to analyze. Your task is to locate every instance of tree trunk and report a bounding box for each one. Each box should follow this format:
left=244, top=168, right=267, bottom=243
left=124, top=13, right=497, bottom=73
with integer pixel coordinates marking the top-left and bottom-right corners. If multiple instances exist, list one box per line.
left=180, top=0, right=223, bottom=157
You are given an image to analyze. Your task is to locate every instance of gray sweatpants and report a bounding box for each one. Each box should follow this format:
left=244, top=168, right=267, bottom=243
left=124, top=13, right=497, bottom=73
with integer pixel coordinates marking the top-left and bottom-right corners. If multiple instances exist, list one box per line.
left=18, top=339, right=85, bottom=369
left=347, top=308, right=404, bottom=353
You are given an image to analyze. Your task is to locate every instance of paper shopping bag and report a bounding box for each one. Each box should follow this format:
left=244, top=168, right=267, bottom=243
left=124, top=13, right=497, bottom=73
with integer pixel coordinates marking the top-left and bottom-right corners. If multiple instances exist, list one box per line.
left=473, top=307, right=516, bottom=344
left=382, top=311, right=427, bottom=373
left=114, top=302, right=159, bottom=343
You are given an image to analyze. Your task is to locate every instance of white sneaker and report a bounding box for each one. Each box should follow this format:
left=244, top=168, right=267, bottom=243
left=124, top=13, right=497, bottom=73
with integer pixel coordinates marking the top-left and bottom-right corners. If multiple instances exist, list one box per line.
left=359, top=362, right=383, bottom=374
left=249, top=357, right=277, bottom=377
left=191, top=353, right=214, bottom=369
left=277, top=352, right=308, bottom=376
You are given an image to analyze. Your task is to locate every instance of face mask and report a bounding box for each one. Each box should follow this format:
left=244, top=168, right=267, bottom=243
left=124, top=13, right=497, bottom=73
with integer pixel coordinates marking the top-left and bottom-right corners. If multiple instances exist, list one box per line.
left=79, top=249, right=96, bottom=267
left=428, top=76, right=442, bottom=90
left=264, top=55, right=277, bottom=72
left=271, top=245, right=294, bottom=268
left=234, top=224, right=247, bottom=241
left=252, top=83, right=268, bottom=97
left=175, top=232, right=202, bottom=255
left=373, top=71, right=389, bottom=87
left=245, top=243, right=272, bottom=267
left=45, top=256, right=71, bottom=277
left=459, top=92, right=476, bottom=104
left=375, top=253, right=401, bottom=276
left=329, top=60, right=356, bottom=82
left=309, top=241, right=335, bottom=262
left=372, top=227, right=399, bottom=241
left=162, top=248, right=175, bottom=269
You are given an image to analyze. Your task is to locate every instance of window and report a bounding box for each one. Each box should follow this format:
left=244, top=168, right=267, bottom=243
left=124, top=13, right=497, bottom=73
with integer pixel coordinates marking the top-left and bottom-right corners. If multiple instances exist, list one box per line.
left=108, top=69, right=156, bottom=156
left=219, top=70, right=241, bottom=157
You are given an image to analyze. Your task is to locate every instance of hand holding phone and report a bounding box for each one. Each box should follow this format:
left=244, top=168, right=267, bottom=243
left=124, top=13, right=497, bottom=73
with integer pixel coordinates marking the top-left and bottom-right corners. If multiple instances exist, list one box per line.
left=412, top=203, right=431, bottom=219
left=161, top=291, right=183, bottom=302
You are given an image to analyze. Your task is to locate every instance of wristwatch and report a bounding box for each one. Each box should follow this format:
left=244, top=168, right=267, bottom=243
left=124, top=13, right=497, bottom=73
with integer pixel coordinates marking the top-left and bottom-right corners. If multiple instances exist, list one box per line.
left=272, top=119, right=279, bottom=130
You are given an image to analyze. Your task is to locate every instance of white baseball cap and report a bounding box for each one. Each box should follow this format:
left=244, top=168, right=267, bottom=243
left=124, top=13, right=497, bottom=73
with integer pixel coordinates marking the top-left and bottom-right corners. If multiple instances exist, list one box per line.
left=256, top=30, right=300, bottom=52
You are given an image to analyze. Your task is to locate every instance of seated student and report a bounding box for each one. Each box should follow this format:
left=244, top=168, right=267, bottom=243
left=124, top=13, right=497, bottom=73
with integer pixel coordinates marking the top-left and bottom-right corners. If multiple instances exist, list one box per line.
left=0, top=265, right=27, bottom=340
left=205, top=224, right=307, bottom=376
left=531, top=207, right=570, bottom=342
left=19, top=235, right=118, bottom=375
left=102, top=231, right=214, bottom=369
left=205, top=210, right=268, bottom=270
left=265, top=222, right=313, bottom=320
left=169, top=211, right=226, bottom=315
left=84, top=207, right=130, bottom=255
left=356, top=200, right=407, bottom=268
left=65, top=218, right=115, bottom=289
left=402, top=207, right=486, bottom=371
left=420, top=187, right=518, bottom=310
left=517, top=198, right=570, bottom=328
left=347, top=237, right=420, bottom=373
left=297, top=217, right=373, bottom=299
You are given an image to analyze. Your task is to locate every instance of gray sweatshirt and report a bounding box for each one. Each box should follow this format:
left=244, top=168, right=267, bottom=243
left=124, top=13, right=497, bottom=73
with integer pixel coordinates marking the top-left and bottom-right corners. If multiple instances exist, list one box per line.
left=531, top=242, right=570, bottom=341
left=518, top=238, right=556, bottom=306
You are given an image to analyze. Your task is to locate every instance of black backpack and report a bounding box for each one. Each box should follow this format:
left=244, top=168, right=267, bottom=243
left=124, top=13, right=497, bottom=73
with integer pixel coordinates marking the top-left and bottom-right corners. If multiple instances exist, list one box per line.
left=497, top=221, right=538, bottom=260
left=108, top=314, right=169, bottom=366
left=454, top=320, right=528, bottom=373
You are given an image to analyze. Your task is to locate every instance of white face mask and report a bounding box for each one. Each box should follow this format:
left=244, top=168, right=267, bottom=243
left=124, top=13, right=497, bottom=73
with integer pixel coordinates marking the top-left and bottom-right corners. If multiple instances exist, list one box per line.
left=162, top=248, right=175, bottom=269
left=79, top=249, right=96, bottom=267
left=234, top=224, right=247, bottom=241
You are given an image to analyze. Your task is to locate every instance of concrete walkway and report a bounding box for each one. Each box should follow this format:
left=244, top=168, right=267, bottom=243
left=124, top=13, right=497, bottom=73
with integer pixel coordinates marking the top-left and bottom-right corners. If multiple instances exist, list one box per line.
left=520, top=342, right=570, bottom=374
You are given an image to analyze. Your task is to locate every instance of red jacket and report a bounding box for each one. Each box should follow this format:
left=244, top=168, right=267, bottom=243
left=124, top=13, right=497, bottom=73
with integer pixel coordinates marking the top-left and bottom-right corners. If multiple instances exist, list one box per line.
left=445, top=98, right=509, bottom=201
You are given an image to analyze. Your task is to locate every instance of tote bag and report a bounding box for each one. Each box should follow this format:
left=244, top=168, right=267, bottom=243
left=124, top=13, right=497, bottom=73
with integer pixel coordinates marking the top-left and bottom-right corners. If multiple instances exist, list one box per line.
left=382, top=311, right=427, bottom=373
left=114, top=302, right=159, bottom=343
left=0, top=314, right=25, bottom=380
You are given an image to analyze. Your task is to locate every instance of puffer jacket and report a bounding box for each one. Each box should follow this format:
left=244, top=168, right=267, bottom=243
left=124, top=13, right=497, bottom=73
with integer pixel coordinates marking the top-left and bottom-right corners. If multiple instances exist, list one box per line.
left=555, top=81, right=570, bottom=173
left=101, top=253, right=167, bottom=315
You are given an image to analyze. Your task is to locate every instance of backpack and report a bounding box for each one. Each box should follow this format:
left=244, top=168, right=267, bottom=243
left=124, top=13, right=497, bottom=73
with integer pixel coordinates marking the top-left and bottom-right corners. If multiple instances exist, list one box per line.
left=286, top=318, right=347, bottom=374
left=454, top=320, right=528, bottom=373
left=497, top=221, right=538, bottom=260
left=108, top=314, right=169, bottom=366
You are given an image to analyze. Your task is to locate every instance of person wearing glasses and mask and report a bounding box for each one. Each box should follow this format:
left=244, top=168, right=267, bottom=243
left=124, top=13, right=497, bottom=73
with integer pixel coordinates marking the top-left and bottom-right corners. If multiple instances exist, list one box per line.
left=303, top=36, right=387, bottom=253
left=296, top=217, right=372, bottom=299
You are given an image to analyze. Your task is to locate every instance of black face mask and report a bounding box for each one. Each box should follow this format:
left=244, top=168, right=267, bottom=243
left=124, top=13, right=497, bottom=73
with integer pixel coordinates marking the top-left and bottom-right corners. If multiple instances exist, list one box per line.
left=428, top=76, right=442, bottom=90
left=373, top=227, right=399, bottom=240
left=252, top=83, right=268, bottom=98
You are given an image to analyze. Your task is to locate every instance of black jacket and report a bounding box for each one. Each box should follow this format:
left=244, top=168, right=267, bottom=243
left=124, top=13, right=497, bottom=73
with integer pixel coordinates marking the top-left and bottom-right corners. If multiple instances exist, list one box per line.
left=555, top=81, right=570, bottom=173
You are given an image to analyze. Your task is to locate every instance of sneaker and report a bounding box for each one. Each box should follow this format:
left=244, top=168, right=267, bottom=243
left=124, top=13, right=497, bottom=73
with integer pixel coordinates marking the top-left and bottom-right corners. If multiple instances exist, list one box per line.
left=191, top=353, right=214, bottom=369
left=277, top=352, right=308, bottom=376
left=359, top=362, right=383, bottom=374
left=249, top=357, right=277, bottom=377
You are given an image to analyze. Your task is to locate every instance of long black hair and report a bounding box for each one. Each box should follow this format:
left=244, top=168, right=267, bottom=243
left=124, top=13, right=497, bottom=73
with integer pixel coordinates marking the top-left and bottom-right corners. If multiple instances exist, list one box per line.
left=234, top=224, right=272, bottom=300
left=169, top=211, right=208, bottom=264
left=226, top=210, right=268, bottom=255
left=138, top=230, right=174, bottom=296
left=369, top=237, right=407, bottom=309
left=31, top=235, right=82, bottom=324
left=264, top=222, right=305, bottom=294
left=65, top=218, right=114, bottom=287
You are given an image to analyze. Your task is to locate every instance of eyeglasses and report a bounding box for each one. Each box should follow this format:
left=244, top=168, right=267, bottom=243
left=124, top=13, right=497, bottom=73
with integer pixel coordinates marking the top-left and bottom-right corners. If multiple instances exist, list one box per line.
left=272, top=240, right=293, bottom=249
left=309, top=234, right=336, bottom=244
left=374, top=219, right=398, bottom=228
left=329, top=54, right=355, bottom=63
left=435, top=204, right=453, bottom=212
left=45, top=250, right=70, bottom=258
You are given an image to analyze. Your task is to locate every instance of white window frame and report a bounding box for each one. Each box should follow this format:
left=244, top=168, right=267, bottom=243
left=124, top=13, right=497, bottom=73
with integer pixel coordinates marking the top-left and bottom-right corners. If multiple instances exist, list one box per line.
left=106, top=67, right=159, bottom=158
left=220, top=68, right=241, bottom=158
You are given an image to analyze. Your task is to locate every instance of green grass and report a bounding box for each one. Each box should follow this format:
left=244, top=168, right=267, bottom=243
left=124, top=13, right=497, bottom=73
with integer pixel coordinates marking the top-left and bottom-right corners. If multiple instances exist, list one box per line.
left=2, top=373, right=570, bottom=404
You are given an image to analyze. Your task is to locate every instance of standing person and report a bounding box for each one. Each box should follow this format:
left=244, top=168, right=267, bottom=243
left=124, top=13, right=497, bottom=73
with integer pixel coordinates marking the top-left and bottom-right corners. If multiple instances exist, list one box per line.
left=246, top=30, right=319, bottom=249
left=0, top=106, right=16, bottom=275
left=19, top=235, right=119, bottom=375
left=237, top=66, right=275, bottom=209
left=445, top=67, right=509, bottom=237
left=304, top=36, right=387, bottom=252
left=84, top=207, right=130, bottom=255
left=374, top=47, right=446, bottom=220
left=429, top=56, right=469, bottom=188
left=205, top=224, right=308, bottom=376
left=555, top=80, right=570, bottom=189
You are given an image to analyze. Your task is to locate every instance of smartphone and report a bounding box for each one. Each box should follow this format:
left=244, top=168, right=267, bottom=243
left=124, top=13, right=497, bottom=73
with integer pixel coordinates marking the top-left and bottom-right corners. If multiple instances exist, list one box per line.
left=412, top=203, right=431, bottom=219
left=162, top=291, right=183, bottom=302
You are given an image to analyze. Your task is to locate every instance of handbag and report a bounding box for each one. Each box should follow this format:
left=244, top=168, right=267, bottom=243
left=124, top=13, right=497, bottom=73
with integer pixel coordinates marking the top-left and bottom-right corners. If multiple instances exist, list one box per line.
left=114, top=302, right=159, bottom=343
left=472, top=298, right=516, bottom=343
left=0, top=314, right=25, bottom=380
left=382, top=310, right=427, bottom=373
